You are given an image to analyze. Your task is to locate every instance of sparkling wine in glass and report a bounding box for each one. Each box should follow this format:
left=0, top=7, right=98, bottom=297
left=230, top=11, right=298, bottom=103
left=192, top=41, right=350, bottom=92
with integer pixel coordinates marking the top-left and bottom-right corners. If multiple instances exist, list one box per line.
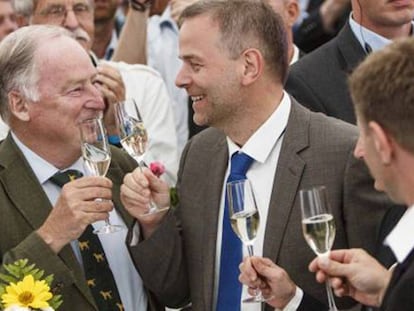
left=300, top=186, right=338, bottom=311
left=115, top=99, right=169, bottom=216
left=226, top=178, right=266, bottom=303
left=79, top=117, right=125, bottom=234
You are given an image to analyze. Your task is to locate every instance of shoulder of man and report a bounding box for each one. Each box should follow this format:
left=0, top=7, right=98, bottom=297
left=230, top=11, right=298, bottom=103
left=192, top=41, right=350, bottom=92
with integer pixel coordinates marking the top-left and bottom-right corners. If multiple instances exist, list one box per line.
left=103, top=60, right=163, bottom=79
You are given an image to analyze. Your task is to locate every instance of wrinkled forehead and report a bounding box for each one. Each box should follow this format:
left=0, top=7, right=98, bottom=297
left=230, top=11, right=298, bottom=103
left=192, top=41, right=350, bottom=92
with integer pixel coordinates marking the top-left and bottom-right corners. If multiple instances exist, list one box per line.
left=34, top=0, right=93, bottom=10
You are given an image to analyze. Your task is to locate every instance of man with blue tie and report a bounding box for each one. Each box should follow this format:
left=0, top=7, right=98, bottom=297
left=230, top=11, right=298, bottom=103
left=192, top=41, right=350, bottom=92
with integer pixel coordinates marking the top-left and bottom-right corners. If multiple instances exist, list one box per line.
left=120, top=0, right=397, bottom=310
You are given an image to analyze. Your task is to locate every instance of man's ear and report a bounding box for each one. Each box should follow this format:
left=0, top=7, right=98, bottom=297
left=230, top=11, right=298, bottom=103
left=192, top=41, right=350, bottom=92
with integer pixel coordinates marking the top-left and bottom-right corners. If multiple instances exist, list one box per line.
left=369, top=121, right=393, bottom=165
left=240, top=48, right=263, bottom=86
left=285, top=0, right=300, bottom=28
left=8, top=90, right=31, bottom=122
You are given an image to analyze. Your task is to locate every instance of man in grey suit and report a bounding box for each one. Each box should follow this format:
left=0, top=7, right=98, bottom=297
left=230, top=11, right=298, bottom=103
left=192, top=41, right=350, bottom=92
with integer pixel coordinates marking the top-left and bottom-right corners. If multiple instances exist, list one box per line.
left=121, top=0, right=394, bottom=310
left=286, top=0, right=414, bottom=124
left=0, top=25, right=161, bottom=311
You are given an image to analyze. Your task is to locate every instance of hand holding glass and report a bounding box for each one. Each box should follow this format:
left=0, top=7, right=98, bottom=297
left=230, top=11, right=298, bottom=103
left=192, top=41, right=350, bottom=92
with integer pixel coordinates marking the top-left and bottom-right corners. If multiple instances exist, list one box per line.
left=226, top=178, right=266, bottom=303
left=115, top=99, right=169, bottom=215
left=79, top=117, right=124, bottom=234
left=300, top=186, right=338, bottom=311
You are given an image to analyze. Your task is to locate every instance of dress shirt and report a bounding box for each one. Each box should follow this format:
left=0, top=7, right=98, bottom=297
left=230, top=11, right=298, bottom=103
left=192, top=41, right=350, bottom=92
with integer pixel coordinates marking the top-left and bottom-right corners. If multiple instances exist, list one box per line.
left=290, top=45, right=300, bottom=65
left=105, top=60, right=179, bottom=185
left=103, top=29, right=118, bottom=60
left=213, top=91, right=291, bottom=311
left=11, top=133, right=147, bottom=311
left=0, top=117, right=8, bottom=140
left=349, top=14, right=414, bottom=53
left=147, top=5, right=189, bottom=153
left=385, top=205, right=414, bottom=264
left=295, top=0, right=311, bottom=27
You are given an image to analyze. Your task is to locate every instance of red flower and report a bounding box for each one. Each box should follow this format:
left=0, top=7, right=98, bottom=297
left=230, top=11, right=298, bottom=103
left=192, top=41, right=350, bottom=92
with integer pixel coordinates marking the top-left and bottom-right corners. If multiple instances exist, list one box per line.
left=150, top=161, right=165, bottom=178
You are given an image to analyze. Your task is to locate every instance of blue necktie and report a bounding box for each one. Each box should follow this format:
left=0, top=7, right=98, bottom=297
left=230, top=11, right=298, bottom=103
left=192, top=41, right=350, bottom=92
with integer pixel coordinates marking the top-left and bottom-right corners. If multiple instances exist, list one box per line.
left=217, top=152, right=254, bottom=310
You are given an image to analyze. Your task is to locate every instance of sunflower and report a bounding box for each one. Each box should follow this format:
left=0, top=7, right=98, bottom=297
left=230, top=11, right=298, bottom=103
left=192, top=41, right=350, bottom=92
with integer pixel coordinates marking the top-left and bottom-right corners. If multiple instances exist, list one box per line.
left=1, top=275, right=53, bottom=309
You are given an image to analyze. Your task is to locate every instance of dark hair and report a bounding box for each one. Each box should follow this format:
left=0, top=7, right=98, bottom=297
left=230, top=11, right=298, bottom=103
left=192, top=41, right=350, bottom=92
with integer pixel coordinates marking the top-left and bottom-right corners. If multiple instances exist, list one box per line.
left=178, top=0, right=289, bottom=84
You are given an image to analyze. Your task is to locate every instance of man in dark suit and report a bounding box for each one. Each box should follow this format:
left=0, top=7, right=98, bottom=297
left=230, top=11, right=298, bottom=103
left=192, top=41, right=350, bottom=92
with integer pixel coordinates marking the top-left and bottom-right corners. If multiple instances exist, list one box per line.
left=309, top=37, right=414, bottom=311
left=294, top=0, right=350, bottom=52
left=286, top=0, right=414, bottom=124
left=0, top=25, right=162, bottom=311
left=120, top=1, right=395, bottom=310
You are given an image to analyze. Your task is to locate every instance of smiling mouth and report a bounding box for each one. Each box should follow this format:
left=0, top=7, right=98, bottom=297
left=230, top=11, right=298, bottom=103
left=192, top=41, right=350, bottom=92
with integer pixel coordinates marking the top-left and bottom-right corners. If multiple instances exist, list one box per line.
left=191, top=95, right=205, bottom=102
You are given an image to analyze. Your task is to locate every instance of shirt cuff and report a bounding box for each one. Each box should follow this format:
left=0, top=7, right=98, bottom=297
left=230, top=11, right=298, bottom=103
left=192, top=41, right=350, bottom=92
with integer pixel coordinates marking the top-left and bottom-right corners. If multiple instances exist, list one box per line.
left=275, top=286, right=304, bottom=311
left=129, top=222, right=141, bottom=246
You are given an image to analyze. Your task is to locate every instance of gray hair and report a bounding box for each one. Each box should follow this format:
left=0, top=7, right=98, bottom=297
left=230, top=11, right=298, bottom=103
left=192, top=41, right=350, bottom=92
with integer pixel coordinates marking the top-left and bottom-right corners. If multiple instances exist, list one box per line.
left=0, top=25, right=72, bottom=123
left=11, top=0, right=34, bottom=19
left=178, top=0, right=289, bottom=84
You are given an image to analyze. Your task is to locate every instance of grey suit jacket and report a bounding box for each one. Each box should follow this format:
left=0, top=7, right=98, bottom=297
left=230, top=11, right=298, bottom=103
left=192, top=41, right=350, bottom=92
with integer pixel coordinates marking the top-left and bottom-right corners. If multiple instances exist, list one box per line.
left=0, top=135, right=160, bottom=311
left=286, top=22, right=366, bottom=124
left=130, top=100, right=393, bottom=310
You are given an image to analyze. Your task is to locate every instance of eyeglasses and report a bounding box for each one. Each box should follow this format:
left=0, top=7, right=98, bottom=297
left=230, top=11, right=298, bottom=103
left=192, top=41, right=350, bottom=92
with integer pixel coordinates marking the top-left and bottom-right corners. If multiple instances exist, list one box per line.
left=37, top=3, right=93, bottom=23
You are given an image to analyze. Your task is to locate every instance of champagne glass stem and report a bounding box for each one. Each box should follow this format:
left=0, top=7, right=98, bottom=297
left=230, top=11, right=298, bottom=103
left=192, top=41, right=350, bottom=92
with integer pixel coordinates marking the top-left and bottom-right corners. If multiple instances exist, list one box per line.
left=246, top=244, right=263, bottom=300
left=325, top=280, right=338, bottom=311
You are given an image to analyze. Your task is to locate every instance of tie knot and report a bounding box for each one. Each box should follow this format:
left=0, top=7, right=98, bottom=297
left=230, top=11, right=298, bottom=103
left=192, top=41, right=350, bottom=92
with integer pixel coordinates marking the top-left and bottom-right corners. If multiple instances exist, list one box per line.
left=50, top=169, right=83, bottom=187
left=229, top=152, right=254, bottom=182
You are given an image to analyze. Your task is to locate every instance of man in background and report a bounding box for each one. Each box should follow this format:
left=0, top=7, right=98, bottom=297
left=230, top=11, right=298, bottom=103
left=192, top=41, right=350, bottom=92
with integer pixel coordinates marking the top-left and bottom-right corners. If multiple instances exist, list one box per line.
left=286, top=0, right=414, bottom=124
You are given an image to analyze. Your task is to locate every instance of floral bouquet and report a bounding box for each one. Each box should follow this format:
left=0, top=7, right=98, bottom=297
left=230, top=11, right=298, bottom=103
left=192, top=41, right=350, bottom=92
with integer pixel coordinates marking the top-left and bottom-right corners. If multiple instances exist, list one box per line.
left=0, top=259, right=62, bottom=311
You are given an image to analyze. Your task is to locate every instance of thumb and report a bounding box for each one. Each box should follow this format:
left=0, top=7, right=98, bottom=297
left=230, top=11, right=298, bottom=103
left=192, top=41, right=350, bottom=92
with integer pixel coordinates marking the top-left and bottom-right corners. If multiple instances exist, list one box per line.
left=318, top=256, right=351, bottom=278
left=144, top=169, right=169, bottom=193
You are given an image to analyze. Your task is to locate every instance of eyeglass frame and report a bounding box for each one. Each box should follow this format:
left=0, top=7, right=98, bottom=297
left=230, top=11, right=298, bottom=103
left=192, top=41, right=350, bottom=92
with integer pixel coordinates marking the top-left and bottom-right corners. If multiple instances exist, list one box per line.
left=34, top=1, right=94, bottom=23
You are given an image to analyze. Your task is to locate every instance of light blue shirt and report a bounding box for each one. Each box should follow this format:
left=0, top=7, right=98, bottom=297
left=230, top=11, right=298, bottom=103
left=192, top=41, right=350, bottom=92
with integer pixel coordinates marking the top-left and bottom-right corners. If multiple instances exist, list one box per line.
left=147, top=5, right=189, bottom=153
left=349, top=13, right=414, bottom=53
left=11, top=132, right=147, bottom=311
left=295, top=0, right=311, bottom=27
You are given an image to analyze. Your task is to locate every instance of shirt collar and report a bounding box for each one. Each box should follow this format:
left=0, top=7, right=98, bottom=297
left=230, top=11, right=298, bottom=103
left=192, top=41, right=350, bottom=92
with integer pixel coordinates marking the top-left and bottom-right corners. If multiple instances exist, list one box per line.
left=11, top=132, right=85, bottom=185
left=227, top=91, right=291, bottom=164
left=349, top=13, right=414, bottom=53
left=385, top=205, right=414, bottom=263
left=104, top=29, right=118, bottom=60
left=159, top=5, right=178, bottom=32
left=290, top=45, right=300, bottom=65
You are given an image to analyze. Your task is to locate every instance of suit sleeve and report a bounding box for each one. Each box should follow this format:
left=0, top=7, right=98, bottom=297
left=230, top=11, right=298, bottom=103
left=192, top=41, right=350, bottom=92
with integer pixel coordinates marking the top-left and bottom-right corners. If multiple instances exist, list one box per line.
left=127, top=141, right=193, bottom=308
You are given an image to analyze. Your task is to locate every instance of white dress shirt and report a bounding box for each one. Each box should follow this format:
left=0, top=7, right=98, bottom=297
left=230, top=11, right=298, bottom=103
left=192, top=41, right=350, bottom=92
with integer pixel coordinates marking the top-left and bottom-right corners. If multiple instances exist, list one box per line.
left=12, top=133, right=147, bottom=311
left=147, top=5, right=189, bottom=153
left=213, top=92, right=291, bottom=311
left=385, top=205, right=414, bottom=264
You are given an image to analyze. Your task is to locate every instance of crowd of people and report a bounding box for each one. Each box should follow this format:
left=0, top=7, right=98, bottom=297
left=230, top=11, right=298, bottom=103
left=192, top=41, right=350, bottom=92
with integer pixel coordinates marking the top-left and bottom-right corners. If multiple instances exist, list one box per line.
left=0, top=0, right=413, bottom=311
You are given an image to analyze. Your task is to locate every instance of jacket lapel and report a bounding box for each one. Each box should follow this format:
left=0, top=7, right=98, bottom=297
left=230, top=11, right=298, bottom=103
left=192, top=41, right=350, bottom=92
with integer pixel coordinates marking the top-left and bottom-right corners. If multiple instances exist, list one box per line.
left=337, top=22, right=366, bottom=74
left=263, top=101, right=309, bottom=261
left=201, top=133, right=228, bottom=310
left=0, top=135, right=97, bottom=309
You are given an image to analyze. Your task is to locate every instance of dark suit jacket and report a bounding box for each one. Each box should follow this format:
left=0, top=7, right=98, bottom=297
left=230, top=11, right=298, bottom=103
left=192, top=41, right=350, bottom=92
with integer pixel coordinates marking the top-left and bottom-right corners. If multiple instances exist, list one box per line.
left=0, top=135, right=162, bottom=311
left=130, top=99, right=394, bottom=310
left=380, top=247, right=414, bottom=310
left=293, top=0, right=350, bottom=53
left=287, top=22, right=366, bottom=124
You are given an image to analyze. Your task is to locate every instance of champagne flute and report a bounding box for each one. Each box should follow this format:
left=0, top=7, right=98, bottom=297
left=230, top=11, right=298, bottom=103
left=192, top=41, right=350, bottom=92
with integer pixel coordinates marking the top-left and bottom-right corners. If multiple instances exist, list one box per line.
left=114, top=98, right=169, bottom=215
left=226, top=178, right=266, bottom=303
left=79, top=117, right=124, bottom=234
left=300, top=186, right=338, bottom=311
